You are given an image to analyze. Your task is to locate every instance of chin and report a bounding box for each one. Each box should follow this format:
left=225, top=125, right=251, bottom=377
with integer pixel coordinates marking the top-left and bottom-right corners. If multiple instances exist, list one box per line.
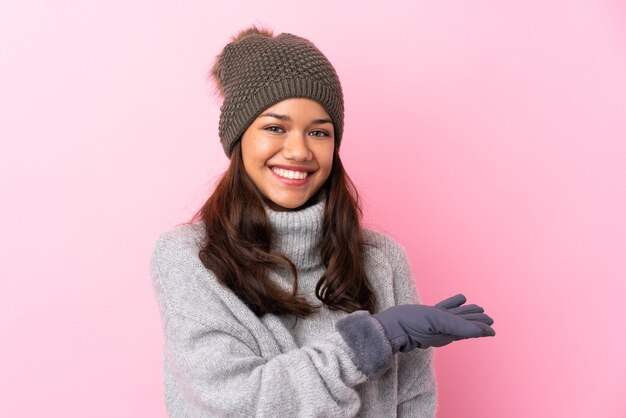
left=267, top=194, right=311, bottom=211
left=275, top=201, right=307, bottom=210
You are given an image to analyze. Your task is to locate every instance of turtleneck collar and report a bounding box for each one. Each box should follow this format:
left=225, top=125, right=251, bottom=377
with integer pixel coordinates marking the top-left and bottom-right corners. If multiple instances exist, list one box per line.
left=264, top=196, right=325, bottom=270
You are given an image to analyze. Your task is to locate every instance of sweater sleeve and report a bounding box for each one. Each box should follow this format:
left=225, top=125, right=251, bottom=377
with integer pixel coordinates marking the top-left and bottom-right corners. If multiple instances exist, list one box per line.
left=149, top=229, right=384, bottom=417
left=390, top=239, right=438, bottom=418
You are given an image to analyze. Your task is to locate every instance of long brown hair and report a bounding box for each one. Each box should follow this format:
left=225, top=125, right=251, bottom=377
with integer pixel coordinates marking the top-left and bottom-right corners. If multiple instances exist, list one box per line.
left=189, top=142, right=376, bottom=317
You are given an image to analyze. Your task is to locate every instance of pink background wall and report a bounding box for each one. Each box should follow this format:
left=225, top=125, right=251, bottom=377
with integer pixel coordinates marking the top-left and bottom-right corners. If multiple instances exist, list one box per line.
left=1, top=0, right=625, bottom=417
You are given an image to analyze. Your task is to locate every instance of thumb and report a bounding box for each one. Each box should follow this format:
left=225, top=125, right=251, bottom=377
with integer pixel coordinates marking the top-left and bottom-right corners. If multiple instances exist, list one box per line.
left=470, top=321, right=496, bottom=337
left=434, top=294, right=467, bottom=310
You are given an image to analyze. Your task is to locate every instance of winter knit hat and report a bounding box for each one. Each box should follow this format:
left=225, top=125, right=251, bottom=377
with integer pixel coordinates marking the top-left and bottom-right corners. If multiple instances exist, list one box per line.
left=211, top=26, right=344, bottom=157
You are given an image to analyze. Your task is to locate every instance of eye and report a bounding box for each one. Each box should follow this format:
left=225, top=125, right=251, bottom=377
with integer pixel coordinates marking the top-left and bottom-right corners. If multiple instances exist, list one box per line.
left=264, top=125, right=285, bottom=133
left=309, top=130, right=330, bottom=138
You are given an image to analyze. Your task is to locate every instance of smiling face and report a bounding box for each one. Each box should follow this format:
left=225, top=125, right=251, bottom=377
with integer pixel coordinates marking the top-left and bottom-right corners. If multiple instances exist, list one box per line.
left=240, top=98, right=335, bottom=211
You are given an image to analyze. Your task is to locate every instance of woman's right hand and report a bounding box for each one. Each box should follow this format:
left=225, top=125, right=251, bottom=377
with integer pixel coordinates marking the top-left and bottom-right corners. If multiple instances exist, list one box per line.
left=372, top=294, right=496, bottom=352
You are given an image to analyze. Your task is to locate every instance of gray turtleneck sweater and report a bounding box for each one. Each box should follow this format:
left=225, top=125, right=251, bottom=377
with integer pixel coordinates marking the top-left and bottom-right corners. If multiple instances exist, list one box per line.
left=149, top=199, right=437, bottom=417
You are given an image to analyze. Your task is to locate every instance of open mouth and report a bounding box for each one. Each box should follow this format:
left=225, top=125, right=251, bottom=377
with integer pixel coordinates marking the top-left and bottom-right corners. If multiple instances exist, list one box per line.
left=271, top=167, right=310, bottom=180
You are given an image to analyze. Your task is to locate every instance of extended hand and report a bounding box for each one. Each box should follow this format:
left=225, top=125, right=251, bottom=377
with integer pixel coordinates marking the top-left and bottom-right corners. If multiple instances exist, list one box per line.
left=372, top=294, right=496, bottom=352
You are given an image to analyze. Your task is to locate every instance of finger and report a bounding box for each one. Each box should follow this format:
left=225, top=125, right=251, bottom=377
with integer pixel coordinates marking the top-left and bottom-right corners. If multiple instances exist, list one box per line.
left=432, top=314, right=484, bottom=339
left=470, top=321, right=496, bottom=337
left=434, top=294, right=466, bottom=310
left=458, top=312, right=494, bottom=326
left=447, top=304, right=484, bottom=315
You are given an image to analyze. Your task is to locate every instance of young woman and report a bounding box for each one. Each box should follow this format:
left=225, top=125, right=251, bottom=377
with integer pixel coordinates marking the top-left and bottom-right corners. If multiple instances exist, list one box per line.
left=150, top=26, right=495, bottom=417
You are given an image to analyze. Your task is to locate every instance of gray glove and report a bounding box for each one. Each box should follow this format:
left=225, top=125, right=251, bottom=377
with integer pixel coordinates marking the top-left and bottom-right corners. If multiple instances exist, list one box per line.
left=372, top=294, right=495, bottom=352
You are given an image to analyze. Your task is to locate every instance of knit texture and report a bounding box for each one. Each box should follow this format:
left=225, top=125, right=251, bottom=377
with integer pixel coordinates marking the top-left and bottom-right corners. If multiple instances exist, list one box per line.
left=215, top=31, right=344, bottom=156
left=149, top=198, right=437, bottom=417
left=335, top=310, right=394, bottom=379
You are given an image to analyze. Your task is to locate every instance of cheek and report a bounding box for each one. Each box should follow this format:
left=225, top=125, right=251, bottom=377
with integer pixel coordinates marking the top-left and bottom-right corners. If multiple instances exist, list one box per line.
left=242, top=136, right=273, bottom=167
left=316, top=144, right=335, bottom=177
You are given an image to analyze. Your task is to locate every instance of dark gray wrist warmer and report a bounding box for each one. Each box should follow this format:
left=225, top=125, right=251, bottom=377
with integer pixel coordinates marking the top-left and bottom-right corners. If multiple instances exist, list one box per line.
left=335, top=311, right=394, bottom=379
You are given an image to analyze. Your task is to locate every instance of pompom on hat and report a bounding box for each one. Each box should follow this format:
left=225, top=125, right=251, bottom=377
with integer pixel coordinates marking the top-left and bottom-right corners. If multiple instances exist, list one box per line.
left=210, top=26, right=345, bottom=157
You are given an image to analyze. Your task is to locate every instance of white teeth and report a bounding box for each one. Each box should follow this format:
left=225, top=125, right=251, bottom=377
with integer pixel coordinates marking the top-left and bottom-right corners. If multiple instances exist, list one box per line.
left=272, top=168, right=309, bottom=180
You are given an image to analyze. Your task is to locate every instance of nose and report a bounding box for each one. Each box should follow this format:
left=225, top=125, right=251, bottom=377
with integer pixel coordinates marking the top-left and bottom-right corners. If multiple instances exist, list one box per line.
left=282, top=132, right=312, bottom=161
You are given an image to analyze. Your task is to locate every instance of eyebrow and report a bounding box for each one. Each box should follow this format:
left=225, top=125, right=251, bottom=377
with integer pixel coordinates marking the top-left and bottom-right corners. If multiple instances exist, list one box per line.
left=259, top=112, right=333, bottom=125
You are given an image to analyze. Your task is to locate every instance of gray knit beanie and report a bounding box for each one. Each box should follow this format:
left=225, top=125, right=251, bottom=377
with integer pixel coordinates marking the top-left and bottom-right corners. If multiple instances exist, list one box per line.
left=211, top=27, right=344, bottom=157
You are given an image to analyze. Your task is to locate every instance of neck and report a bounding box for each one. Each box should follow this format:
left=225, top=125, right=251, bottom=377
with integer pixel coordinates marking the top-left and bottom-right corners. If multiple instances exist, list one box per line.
left=265, top=197, right=325, bottom=270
